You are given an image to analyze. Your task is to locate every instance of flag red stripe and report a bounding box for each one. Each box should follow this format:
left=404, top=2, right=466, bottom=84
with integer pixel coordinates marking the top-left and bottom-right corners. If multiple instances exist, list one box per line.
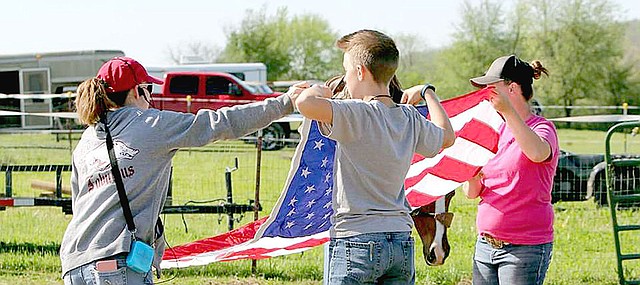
left=404, top=156, right=481, bottom=189
left=439, top=88, right=493, bottom=118
left=406, top=191, right=441, bottom=207
left=456, top=119, right=500, bottom=153
left=411, top=153, right=425, bottom=164
left=0, top=199, right=14, bottom=207
left=163, top=217, right=267, bottom=261
left=428, top=157, right=482, bottom=183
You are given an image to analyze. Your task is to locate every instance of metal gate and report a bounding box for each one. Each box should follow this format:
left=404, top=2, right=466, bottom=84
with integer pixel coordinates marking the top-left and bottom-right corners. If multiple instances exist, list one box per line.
left=604, top=121, right=640, bottom=285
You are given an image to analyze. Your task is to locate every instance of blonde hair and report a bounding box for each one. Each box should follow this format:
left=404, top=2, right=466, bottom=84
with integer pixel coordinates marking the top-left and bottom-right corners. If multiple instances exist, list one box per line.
left=75, top=78, right=119, bottom=125
left=336, top=30, right=399, bottom=86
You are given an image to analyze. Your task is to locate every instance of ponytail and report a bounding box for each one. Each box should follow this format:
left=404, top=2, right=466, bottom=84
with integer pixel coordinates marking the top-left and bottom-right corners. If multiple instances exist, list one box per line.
left=522, top=60, right=549, bottom=101
left=75, top=78, right=118, bottom=125
left=531, top=60, right=549, bottom=80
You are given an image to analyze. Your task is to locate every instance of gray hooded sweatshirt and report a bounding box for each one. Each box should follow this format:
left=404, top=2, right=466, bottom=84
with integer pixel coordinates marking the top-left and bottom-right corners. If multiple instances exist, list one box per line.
left=60, top=94, right=293, bottom=277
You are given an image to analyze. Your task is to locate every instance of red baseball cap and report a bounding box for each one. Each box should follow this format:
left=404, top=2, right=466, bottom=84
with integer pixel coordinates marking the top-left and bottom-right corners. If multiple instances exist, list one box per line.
left=96, top=57, right=163, bottom=93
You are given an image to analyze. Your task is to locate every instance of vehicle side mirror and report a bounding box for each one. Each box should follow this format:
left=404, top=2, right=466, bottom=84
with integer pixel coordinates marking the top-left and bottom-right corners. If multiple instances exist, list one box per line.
left=228, top=84, right=241, bottom=95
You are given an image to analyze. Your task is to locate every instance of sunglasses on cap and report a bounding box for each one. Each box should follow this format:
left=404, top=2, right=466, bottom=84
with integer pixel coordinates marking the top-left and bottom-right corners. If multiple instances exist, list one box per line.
left=137, top=83, right=153, bottom=94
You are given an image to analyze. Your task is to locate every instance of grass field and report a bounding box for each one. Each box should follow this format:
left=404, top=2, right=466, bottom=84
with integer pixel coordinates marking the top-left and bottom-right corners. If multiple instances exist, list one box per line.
left=0, top=128, right=639, bottom=285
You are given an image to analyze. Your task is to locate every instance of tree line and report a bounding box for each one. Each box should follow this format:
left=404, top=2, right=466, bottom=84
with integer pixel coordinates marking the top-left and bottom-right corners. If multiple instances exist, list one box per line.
left=167, top=0, right=639, bottom=116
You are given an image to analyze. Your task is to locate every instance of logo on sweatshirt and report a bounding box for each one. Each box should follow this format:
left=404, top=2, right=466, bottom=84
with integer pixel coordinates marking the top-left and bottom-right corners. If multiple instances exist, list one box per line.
left=86, top=140, right=140, bottom=171
left=83, top=140, right=140, bottom=191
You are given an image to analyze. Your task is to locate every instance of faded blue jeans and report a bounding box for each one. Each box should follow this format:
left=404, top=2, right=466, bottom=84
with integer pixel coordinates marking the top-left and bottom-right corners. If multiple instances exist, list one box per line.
left=327, top=232, right=415, bottom=285
left=472, top=236, right=553, bottom=285
left=63, top=254, right=153, bottom=285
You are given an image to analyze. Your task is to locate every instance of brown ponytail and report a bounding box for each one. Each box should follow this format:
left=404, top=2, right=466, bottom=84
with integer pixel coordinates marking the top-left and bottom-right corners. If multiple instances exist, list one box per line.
left=531, top=60, right=549, bottom=80
left=75, top=78, right=118, bottom=125
left=521, top=60, right=549, bottom=101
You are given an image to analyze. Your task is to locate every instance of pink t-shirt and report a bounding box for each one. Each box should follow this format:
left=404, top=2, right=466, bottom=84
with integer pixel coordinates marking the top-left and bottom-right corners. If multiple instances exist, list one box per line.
left=476, top=115, right=559, bottom=245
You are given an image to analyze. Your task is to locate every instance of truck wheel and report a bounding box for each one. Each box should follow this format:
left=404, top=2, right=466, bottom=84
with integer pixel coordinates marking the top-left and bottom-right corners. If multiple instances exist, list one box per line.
left=261, top=123, right=286, bottom=151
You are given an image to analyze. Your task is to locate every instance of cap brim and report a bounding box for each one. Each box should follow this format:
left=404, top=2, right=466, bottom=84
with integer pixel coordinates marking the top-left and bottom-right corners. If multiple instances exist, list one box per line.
left=470, top=75, right=502, bottom=88
left=146, top=75, right=164, bottom=85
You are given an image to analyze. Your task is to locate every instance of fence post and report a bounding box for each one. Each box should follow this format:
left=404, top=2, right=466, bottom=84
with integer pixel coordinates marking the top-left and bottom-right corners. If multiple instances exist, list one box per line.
left=252, top=129, right=263, bottom=274
left=5, top=168, right=12, bottom=197
left=623, top=102, right=628, bottom=152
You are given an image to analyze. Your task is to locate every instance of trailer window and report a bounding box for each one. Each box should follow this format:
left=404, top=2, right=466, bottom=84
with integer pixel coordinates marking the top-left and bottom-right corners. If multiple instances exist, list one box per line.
left=169, top=75, right=198, bottom=95
left=21, top=69, right=50, bottom=94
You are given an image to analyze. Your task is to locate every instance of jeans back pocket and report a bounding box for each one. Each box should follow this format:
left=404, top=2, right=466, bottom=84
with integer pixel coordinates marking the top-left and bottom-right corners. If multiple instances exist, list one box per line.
left=92, top=267, right=127, bottom=285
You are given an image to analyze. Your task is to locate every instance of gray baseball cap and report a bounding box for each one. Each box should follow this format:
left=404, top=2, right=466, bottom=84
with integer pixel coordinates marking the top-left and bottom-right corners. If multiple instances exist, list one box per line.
left=470, top=55, right=533, bottom=87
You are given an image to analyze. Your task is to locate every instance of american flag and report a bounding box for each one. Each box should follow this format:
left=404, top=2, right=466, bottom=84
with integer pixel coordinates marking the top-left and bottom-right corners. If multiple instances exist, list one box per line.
left=161, top=87, right=502, bottom=268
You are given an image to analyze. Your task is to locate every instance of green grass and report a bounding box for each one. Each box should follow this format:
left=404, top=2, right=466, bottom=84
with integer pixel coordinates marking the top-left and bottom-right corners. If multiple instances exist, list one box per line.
left=1, top=129, right=639, bottom=284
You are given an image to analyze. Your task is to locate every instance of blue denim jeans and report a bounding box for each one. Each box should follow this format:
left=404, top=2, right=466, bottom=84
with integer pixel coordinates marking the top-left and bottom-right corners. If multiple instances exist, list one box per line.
left=63, top=254, right=153, bottom=285
left=472, top=237, right=553, bottom=285
left=327, top=232, right=415, bottom=285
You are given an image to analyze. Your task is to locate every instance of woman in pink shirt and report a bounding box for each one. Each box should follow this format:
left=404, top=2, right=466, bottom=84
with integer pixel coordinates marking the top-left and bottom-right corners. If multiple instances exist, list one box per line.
left=463, top=55, right=559, bottom=285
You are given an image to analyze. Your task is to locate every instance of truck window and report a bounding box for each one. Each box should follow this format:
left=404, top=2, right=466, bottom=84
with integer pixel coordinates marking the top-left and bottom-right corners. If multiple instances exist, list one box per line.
left=206, top=76, right=238, bottom=95
left=169, top=75, right=198, bottom=95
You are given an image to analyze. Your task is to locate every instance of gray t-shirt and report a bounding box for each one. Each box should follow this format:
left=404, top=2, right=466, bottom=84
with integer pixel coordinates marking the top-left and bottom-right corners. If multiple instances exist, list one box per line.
left=60, top=95, right=293, bottom=276
left=321, top=99, right=443, bottom=238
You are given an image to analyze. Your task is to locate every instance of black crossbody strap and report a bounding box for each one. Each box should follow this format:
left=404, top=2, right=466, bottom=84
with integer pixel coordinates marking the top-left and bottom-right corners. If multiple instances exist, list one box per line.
left=100, top=114, right=137, bottom=234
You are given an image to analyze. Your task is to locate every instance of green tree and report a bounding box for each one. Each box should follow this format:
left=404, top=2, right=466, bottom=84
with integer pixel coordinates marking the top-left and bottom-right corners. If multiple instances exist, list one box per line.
left=285, top=14, right=342, bottom=80
left=394, top=33, right=438, bottom=88
left=220, top=7, right=341, bottom=81
left=432, top=0, right=524, bottom=98
left=522, top=0, right=626, bottom=116
left=219, top=7, right=291, bottom=81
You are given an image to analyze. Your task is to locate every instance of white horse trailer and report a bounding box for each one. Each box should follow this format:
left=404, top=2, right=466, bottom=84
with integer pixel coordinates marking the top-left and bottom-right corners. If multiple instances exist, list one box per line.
left=0, top=50, right=124, bottom=128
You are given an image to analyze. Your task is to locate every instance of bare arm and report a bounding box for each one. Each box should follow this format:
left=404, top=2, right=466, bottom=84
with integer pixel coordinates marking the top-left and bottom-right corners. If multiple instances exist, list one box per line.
left=462, top=171, right=483, bottom=199
left=424, top=89, right=455, bottom=148
left=502, top=111, right=551, bottom=162
left=491, top=88, right=551, bottom=163
left=404, top=85, right=455, bottom=148
left=295, top=85, right=334, bottom=124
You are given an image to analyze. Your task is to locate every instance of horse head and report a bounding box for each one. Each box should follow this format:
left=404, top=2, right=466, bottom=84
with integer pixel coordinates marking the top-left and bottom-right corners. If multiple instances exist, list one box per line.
left=411, top=191, right=456, bottom=266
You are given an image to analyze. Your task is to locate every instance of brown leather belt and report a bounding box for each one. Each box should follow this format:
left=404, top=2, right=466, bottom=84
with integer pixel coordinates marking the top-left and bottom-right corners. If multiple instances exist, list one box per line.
left=482, top=233, right=510, bottom=249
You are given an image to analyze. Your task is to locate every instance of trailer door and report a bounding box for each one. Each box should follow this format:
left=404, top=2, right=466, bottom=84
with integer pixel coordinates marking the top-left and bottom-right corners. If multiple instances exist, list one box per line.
left=0, top=70, right=20, bottom=94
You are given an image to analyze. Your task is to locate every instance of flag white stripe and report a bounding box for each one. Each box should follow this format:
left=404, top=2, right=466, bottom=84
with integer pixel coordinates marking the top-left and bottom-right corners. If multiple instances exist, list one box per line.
left=450, top=101, right=502, bottom=132
left=407, top=174, right=463, bottom=197
left=406, top=137, right=496, bottom=178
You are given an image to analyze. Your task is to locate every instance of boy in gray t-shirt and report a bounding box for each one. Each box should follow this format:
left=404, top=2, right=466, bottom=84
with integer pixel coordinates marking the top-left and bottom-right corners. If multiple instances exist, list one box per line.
left=296, top=30, right=455, bottom=284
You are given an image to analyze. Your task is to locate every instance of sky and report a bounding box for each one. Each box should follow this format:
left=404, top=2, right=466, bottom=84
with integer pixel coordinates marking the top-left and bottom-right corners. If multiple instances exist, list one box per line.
left=2, top=0, right=639, bottom=67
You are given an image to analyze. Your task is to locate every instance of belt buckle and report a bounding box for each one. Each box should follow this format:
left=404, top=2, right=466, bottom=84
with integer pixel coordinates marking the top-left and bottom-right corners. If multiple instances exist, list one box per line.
left=483, top=234, right=505, bottom=249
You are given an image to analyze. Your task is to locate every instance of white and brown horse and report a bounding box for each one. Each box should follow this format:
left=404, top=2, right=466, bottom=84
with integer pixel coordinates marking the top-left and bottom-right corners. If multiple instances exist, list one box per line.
left=411, top=191, right=456, bottom=266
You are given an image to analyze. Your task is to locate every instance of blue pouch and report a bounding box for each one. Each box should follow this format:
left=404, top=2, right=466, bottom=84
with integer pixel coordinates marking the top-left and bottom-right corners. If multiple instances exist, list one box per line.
left=126, top=240, right=154, bottom=273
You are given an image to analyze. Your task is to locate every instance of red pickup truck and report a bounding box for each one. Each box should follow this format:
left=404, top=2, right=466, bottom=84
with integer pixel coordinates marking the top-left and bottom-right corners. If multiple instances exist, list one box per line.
left=152, top=71, right=293, bottom=150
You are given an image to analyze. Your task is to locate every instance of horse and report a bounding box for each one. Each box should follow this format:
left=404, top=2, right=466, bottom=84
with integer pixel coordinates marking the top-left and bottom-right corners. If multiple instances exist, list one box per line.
left=326, top=75, right=457, bottom=265
left=411, top=191, right=456, bottom=266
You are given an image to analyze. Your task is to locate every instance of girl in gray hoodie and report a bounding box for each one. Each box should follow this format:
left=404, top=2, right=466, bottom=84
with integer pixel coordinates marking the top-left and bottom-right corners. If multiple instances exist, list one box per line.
left=60, top=57, right=301, bottom=284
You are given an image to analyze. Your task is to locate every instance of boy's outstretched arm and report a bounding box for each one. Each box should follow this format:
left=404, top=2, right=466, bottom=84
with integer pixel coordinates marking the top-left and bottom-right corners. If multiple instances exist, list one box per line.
left=404, top=85, right=455, bottom=148
left=296, top=85, right=334, bottom=124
